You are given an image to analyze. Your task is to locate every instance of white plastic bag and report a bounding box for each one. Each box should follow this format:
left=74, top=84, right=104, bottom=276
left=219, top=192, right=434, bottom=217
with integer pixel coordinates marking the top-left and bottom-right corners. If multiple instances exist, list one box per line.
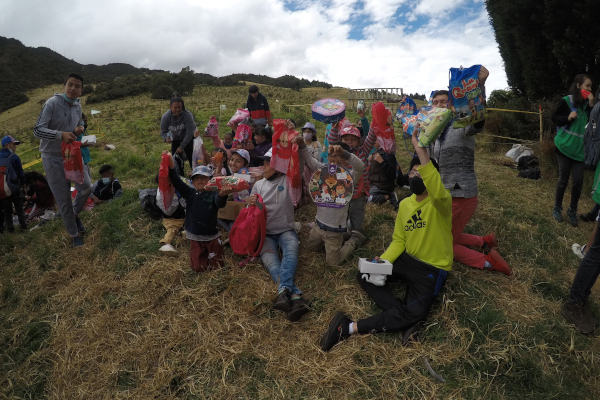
left=192, top=136, right=204, bottom=168
left=505, top=144, right=533, bottom=161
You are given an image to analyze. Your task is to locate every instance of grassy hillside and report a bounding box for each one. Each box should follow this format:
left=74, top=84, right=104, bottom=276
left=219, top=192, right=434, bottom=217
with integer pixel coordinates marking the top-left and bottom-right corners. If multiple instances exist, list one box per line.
left=1, top=83, right=599, bottom=399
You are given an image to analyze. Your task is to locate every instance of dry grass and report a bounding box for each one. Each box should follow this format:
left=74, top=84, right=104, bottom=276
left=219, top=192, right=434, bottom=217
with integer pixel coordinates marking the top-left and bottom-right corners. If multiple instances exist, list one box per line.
left=1, top=85, right=600, bottom=399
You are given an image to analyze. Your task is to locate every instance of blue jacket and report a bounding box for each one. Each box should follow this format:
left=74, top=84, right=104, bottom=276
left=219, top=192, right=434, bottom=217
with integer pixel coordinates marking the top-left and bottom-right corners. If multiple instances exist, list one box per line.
left=0, top=148, right=25, bottom=186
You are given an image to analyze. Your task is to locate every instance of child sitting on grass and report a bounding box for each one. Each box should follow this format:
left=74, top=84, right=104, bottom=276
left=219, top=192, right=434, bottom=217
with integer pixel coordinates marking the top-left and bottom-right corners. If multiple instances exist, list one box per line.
left=320, top=130, right=452, bottom=351
left=153, top=173, right=186, bottom=256
left=217, top=149, right=252, bottom=232
left=368, top=149, right=400, bottom=209
left=164, top=151, right=231, bottom=271
left=90, top=164, right=123, bottom=204
left=298, top=138, right=366, bottom=266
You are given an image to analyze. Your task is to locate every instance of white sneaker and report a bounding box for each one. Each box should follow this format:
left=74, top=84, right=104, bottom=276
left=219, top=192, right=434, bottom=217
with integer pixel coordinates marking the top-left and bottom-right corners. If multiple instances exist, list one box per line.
left=572, top=243, right=586, bottom=259
left=159, top=244, right=178, bottom=256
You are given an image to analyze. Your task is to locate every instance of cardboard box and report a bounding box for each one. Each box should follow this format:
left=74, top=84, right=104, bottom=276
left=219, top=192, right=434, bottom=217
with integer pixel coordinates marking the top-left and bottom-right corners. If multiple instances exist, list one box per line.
left=234, top=173, right=254, bottom=184
left=358, top=258, right=393, bottom=275
left=218, top=201, right=246, bottom=220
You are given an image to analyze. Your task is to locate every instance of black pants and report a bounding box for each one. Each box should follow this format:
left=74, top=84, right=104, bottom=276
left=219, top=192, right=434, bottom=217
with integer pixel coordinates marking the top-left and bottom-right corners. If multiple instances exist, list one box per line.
left=171, top=139, right=194, bottom=169
left=3, top=192, right=27, bottom=229
left=356, top=252, right=448, bottom=334
left=555, top=149, right=584, bottom=210
left=569, top=220, right=600, bottom=303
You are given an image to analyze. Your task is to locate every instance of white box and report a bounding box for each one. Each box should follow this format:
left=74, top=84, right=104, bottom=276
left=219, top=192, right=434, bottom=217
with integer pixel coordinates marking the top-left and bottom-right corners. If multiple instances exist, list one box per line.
left=81, top=135, right=97, bottom=144
left=234, top=173, right=254, bottom=184
left=358, top=258, right=393, bottom=275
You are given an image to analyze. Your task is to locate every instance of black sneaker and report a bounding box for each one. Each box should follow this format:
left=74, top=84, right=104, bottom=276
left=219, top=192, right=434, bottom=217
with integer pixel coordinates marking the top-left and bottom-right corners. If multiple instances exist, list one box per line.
left=579, top=213, right=594, bottom=223
left=320, top=311, right=351, bottom=351
left=72, top=236, right=84, bottom=247
left=75, top=217, right=86, bottom=233
left=389, top=192, right=399, bottom=210
left=401, top=321, right=424, bottom=346
left=20, top=224, right=28, bottom=231
left=567, top=208, right=578, bottom=227
left=562, top=301, right=594, bottom=334
left=273, top=289, right=291, bottom=313
left=582, top=299, right=599, bottom=328
left=287, top=297, right=311, bottom=322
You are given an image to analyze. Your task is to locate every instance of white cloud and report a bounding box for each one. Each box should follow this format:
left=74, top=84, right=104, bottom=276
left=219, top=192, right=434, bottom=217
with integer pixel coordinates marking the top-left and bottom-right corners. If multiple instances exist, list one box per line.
left=415, top=0, right=468, bottom=16
left=0, top=0, right=507, bottom=98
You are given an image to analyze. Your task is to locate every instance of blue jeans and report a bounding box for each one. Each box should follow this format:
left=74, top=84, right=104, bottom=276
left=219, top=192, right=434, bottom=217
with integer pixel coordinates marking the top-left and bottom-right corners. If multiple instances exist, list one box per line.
left=260, top=230, right=301, bottom=295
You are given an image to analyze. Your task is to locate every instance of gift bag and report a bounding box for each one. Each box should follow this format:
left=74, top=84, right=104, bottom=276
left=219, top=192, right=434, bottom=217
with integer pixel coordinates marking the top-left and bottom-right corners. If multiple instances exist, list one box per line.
left=233, top=124, right=252, bottom=149
left=61, top=141, right=85, bottom=184
left=416, top=106, right=453, bottom=147
left=204, top=115, right=219, bottom=138
left=158, top=153, right=174, bottom=211
left=227, top=109, right=250, bottom=128
left=448, top=65, right=486, bottom=128
left=395, top=97, right=418, bottom=121
left=192, top=136, right=204, bottom=168
left=271, top=119, right=302, bottom=205
left=371, top=102, right=397, bottom=154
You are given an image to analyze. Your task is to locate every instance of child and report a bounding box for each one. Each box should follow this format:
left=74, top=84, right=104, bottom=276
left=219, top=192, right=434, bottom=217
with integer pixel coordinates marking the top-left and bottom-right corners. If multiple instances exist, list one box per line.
left=76, top=113, right=93, bottom=169
left=326, top=116, right=378, bottom=233
left=24, top=171, right=55, bottom=223
left=320, top=130, right=452, bottom=351
left=248, top=127, right=272, bottom=167
left=552, top=74, right=596, bottom=226
left=368, top=149, right=400, bottom=209
left=300, top=138, right=366, bottom=266
left=247, top=147, right=311, bottom=322
left=0, top=135, right=27, bottom=232
left=90, top=164, right=123, bottom=204
left=164, top=151, right=231, bottom=271
left=152, top=173, right=186, bottom=256
left=209, top=148, right=231, bottom=177
left=217, top=149, right=252, bottom=232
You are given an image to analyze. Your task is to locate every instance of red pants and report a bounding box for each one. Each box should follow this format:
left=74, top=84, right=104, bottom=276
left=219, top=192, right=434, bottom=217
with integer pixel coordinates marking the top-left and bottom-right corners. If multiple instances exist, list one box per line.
left=452, top=196, right=486, bottom=269
left=189, top=238, right=224, bottom=272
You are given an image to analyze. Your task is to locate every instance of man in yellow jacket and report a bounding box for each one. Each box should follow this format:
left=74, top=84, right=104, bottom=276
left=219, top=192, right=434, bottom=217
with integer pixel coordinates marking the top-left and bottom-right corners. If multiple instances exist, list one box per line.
left=320, top=129, right=453, bottom=351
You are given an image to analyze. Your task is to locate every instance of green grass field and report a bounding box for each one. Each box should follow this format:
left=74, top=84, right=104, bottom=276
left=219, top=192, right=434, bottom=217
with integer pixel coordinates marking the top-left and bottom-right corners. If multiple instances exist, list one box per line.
left=1, top=83, right=599, bottom=399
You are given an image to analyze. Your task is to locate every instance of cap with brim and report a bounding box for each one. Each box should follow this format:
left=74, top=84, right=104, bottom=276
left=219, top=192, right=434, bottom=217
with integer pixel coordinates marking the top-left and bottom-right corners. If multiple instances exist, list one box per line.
left=340, top=126, right=361, bottom=138
left=258, top=148, right=272, bottom=162
left=232, top=149, right=251, bottom=165
left=302, top=122, right=316, bottom=133
left=1, top=135, right=20, bottom=147
left=191, top=165, right=213, bottom=178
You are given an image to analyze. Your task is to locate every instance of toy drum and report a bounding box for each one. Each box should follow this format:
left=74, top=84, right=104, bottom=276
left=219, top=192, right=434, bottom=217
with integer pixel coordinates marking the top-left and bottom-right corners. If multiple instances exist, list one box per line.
left=311, top=98, right=346, bottom=124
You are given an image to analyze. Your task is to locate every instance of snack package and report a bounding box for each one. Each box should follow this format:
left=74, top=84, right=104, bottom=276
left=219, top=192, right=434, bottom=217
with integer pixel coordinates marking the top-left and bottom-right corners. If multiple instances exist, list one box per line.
left=205, top=176, right=251, bottom=192
left=371, top=102, right=397, bottom=154
left=395, top=97, right=418, bottom=121
left=158, top=153, right=174, bottom=211
left=233, top=124, right=252, bottom=149
left=227, top=109, right=250, bottom=128
left=401, top=115, right=419, bottom=138
left=204, top=115, right=219, bottom=138
left=416, top=106, right=453, bottom=147
left=271, top=119, right=302, bottom=205
left=61, top=141, right=85, bottom=184
left=192, top=136, right=204, bottom=168
left=448, top=64, right=486, bottom=128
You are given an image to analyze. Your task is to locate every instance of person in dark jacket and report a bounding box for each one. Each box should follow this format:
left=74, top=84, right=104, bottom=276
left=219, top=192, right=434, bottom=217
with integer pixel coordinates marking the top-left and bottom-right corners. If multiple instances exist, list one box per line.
left=164, top=151, right=231, bottom=272
left=248, top=127, right=272, bottom=167
left=0, top=135, right=27, bottom=232
left=160, top=93, right=197, bottom=169
left=90, top=164, right=123, bottom=203
left=367, top=149, right=400, bottom=209
left=245, top=85, right=273, bottom=127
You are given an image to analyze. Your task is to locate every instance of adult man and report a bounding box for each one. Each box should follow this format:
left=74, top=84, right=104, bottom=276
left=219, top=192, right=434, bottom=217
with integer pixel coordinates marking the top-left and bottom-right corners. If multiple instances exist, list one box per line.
left=34, top=73, right=92, bottom=247
left=245, top=85, right=273, bottom=127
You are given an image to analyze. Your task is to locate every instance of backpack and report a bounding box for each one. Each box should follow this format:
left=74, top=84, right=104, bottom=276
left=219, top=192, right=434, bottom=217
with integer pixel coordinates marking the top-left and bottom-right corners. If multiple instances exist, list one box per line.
left=584, top=101, right=600, bottom=169
left=0, top=153, right=19, bottom=200
left=517, top=155, right=539, bottom=171
left=138, top=188, right=163, bottom=219
left=518, top=167, right=541, bottom=180
left=229, top=195, right=267, bottom=266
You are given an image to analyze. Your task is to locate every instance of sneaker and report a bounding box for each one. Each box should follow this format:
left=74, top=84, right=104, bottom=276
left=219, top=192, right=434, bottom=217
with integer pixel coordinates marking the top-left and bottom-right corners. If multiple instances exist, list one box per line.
left=72, top=236, right=84, bottom=247
left=579, top=213, right=594, bottom=223
left=582, top=298, right=599, bottom=328
left=287, top=297, right=311, bottom=322
left=482, top=233, right=498, bottom=249
left=567, top=208, right=578, bottom=227
left=562, top=301, right=595, bottom=334
left=484, top=249, right=512, bottom=275
left=273, top=289, right=292, bottom=313
left=19, top=224, right=28, bottom=231
left=159, top=244, right=178, bottom=256
left=349, top=230, right=367, bottom=246
left=75, top=217, right=86, bottom=233
left=320, top=311, right=352, bottom=351
left=389, top=192, right=399, bottom=210
left=571, top=243, right=586, bottom=259
left=553, top=206, right=563, bottom=222
left=401, top=321, right=424, bottom=346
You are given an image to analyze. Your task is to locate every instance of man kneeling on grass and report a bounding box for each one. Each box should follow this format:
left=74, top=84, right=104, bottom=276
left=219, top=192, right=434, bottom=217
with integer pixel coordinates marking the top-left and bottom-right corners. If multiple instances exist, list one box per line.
left=320, top=129, right=453, bottom=351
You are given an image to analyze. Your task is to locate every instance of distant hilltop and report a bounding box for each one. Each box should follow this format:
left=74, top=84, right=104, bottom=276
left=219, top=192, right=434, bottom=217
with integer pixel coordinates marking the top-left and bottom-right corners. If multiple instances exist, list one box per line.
left=0, top=36, right=332, bottom=113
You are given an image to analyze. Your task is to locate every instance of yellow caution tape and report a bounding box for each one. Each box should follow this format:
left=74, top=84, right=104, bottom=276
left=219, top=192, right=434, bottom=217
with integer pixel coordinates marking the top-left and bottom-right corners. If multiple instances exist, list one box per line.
left=479, top=133, right=537, bottom=144
left=487, top=108, right=540, bottom=115
left=22, top=158, right=43, bottom=169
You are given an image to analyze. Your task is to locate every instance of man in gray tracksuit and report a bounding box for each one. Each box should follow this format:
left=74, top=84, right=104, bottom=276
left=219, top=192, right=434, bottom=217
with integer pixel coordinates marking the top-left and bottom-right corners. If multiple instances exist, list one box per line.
left=34, top=73, right=92, bottom=247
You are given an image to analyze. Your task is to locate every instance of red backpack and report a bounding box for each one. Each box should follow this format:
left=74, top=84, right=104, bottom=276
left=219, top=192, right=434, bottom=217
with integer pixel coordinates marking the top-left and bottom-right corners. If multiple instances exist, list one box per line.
left=229, top=195, right=267, bottom=266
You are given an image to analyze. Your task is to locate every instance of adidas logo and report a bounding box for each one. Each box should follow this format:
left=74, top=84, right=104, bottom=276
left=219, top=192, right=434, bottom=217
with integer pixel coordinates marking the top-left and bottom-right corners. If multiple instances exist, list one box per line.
left=404, top=209, right=426, bottom=231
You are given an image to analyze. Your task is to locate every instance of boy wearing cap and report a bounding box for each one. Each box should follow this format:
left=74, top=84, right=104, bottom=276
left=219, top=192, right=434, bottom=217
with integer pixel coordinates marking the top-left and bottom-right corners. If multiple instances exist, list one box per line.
left=33, top=73, right=92, bottom=247
left=0, top=135, right=27, bottom=232
left=163, top=151, right=231, bottom=272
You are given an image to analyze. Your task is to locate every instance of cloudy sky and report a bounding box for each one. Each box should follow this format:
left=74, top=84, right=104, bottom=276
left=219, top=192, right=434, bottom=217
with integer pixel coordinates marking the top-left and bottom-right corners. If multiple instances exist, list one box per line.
left=0, top=0, right=507, bottom=96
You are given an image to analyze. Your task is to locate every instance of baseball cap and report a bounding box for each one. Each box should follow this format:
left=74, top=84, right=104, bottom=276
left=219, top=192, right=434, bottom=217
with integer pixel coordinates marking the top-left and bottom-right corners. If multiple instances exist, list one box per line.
left=258, top=148, right=272, bottom=162
left=232, top=149, right=251, bottom=165
left=1, top=135, right=21, bottom=147
left=190, top=165, right=213, bottom=178
left=302, top=122, right=316, bottom=133
left=340, top=126, right=361, bottom=138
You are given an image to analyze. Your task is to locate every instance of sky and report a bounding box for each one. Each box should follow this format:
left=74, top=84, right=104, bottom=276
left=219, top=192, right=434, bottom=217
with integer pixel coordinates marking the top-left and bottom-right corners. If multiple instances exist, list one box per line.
left=0, top=0, right=508, bottom=97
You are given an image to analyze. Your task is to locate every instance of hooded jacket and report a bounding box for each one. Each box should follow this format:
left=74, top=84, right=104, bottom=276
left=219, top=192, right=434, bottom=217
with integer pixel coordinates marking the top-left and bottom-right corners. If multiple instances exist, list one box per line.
left=34, top=94, right=83, bottom=158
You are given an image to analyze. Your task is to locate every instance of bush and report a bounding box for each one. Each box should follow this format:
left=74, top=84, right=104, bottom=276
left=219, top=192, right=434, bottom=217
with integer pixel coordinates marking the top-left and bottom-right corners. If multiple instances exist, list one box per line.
left=82, top=85, right=94, bottom=96
left=486, top=89, right=541, bottom=141
left=152, top=85, right=174, bottom=100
